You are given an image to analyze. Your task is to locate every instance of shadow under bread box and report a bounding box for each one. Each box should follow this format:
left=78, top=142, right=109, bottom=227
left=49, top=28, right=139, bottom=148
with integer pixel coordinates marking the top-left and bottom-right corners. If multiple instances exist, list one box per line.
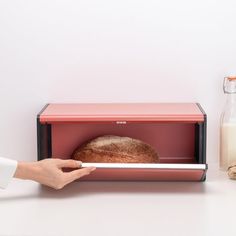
left=37, top=103, right=207, bottom=181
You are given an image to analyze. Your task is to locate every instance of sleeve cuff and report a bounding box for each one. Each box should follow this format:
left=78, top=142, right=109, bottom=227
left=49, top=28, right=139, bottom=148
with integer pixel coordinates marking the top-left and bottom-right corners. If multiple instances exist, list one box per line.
left=0, top=157, right=17, bottom=189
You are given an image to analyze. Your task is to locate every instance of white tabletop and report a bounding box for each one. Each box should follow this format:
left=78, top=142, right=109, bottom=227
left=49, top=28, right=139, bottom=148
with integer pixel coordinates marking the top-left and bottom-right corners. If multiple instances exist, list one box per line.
left=0, top=163, right=235, bottom=236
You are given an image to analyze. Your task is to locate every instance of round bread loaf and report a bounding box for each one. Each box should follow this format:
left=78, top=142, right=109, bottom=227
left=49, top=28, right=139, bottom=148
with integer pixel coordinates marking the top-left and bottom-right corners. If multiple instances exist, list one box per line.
left=71, top=135, right=159, bottom=163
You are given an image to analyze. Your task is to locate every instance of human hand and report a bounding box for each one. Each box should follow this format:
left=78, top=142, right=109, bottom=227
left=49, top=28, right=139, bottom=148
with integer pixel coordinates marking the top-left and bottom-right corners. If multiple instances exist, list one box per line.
left=14, top=158, right=96, bottom=189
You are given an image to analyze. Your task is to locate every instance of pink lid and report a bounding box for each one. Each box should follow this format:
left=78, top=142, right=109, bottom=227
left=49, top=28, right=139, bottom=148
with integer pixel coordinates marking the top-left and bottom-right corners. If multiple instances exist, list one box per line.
left=39, top=103, right=204, bottom=123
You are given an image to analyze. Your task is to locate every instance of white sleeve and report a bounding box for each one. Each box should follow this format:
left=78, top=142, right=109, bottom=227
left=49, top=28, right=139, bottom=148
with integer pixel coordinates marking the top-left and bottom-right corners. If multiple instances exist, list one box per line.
left=0, top=157, right=18, bottom=189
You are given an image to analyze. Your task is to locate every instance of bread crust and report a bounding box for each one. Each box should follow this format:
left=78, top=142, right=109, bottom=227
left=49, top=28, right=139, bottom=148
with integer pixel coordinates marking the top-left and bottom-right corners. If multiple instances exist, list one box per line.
left=71, top=135, right=159, bottom=163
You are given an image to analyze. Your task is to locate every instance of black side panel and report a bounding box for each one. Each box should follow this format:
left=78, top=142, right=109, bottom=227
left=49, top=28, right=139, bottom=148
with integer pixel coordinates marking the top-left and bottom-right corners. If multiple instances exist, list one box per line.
left=200, top=117, right=207, bottom=164
left=37, top=104, right=52, bottom=161
left=195, top=103, right=207, bottom=164
left=194, top=123, right=200, bottom=163
left=37, top=117, right=52, bottom=161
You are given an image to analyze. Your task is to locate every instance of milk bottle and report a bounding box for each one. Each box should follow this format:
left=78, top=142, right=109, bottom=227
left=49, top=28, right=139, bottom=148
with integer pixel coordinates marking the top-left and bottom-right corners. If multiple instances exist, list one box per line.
left=220, top=76, right=236, bottom=170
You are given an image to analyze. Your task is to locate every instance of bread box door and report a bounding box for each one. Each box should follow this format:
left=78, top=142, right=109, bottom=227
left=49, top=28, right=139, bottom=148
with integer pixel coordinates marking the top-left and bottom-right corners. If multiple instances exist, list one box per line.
left=80, top=163, right=207, bottom=181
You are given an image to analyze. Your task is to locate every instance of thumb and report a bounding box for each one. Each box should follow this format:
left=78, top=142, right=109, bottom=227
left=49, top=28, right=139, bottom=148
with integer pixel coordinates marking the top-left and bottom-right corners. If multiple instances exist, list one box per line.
left=65, top=167, right=96, bottom=183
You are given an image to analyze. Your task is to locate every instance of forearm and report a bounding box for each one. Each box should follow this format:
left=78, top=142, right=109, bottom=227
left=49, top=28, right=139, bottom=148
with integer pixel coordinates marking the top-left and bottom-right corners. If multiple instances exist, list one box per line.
left=14, top=161, right=39, bottom=181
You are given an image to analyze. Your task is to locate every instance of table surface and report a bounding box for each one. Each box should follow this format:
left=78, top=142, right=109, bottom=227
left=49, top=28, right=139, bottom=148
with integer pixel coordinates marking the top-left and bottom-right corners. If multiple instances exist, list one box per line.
left=0, top=163, right=236, bottom=236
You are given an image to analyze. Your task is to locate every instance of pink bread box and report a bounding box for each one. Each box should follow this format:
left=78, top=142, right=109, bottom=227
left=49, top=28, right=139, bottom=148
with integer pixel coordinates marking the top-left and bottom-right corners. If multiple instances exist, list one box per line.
left=37, top=103, right=207, bottom=181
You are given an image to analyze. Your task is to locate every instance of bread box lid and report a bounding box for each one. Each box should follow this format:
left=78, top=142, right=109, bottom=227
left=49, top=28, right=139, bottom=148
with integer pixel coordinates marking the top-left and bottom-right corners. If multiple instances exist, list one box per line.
left=39, top=103, right=204, bottom=123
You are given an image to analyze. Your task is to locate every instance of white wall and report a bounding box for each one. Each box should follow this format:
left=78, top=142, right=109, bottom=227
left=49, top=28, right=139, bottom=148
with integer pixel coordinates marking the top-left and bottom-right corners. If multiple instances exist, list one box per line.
left=1, top=0, right=236, bottom=163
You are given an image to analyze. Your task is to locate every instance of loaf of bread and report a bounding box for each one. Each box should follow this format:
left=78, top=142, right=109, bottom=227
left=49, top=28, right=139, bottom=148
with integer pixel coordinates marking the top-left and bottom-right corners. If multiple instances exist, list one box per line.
left=71, top=135, right=159, bottom=163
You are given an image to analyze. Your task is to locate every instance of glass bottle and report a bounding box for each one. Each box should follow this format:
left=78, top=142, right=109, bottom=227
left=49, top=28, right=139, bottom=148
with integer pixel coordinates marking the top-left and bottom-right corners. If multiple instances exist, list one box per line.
left=220, top=76, right=236, bottom=170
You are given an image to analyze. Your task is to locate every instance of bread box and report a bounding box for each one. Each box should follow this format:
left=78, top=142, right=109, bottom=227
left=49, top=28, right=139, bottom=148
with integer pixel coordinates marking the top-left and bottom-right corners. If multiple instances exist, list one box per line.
left=37, top=103, right=207, bottom=181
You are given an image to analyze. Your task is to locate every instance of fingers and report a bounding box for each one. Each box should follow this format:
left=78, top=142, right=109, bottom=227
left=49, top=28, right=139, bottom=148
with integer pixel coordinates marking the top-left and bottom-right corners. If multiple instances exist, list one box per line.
left=65, top=167, right=96, bottom=184
left=56, top=159, right=82, bottom=169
